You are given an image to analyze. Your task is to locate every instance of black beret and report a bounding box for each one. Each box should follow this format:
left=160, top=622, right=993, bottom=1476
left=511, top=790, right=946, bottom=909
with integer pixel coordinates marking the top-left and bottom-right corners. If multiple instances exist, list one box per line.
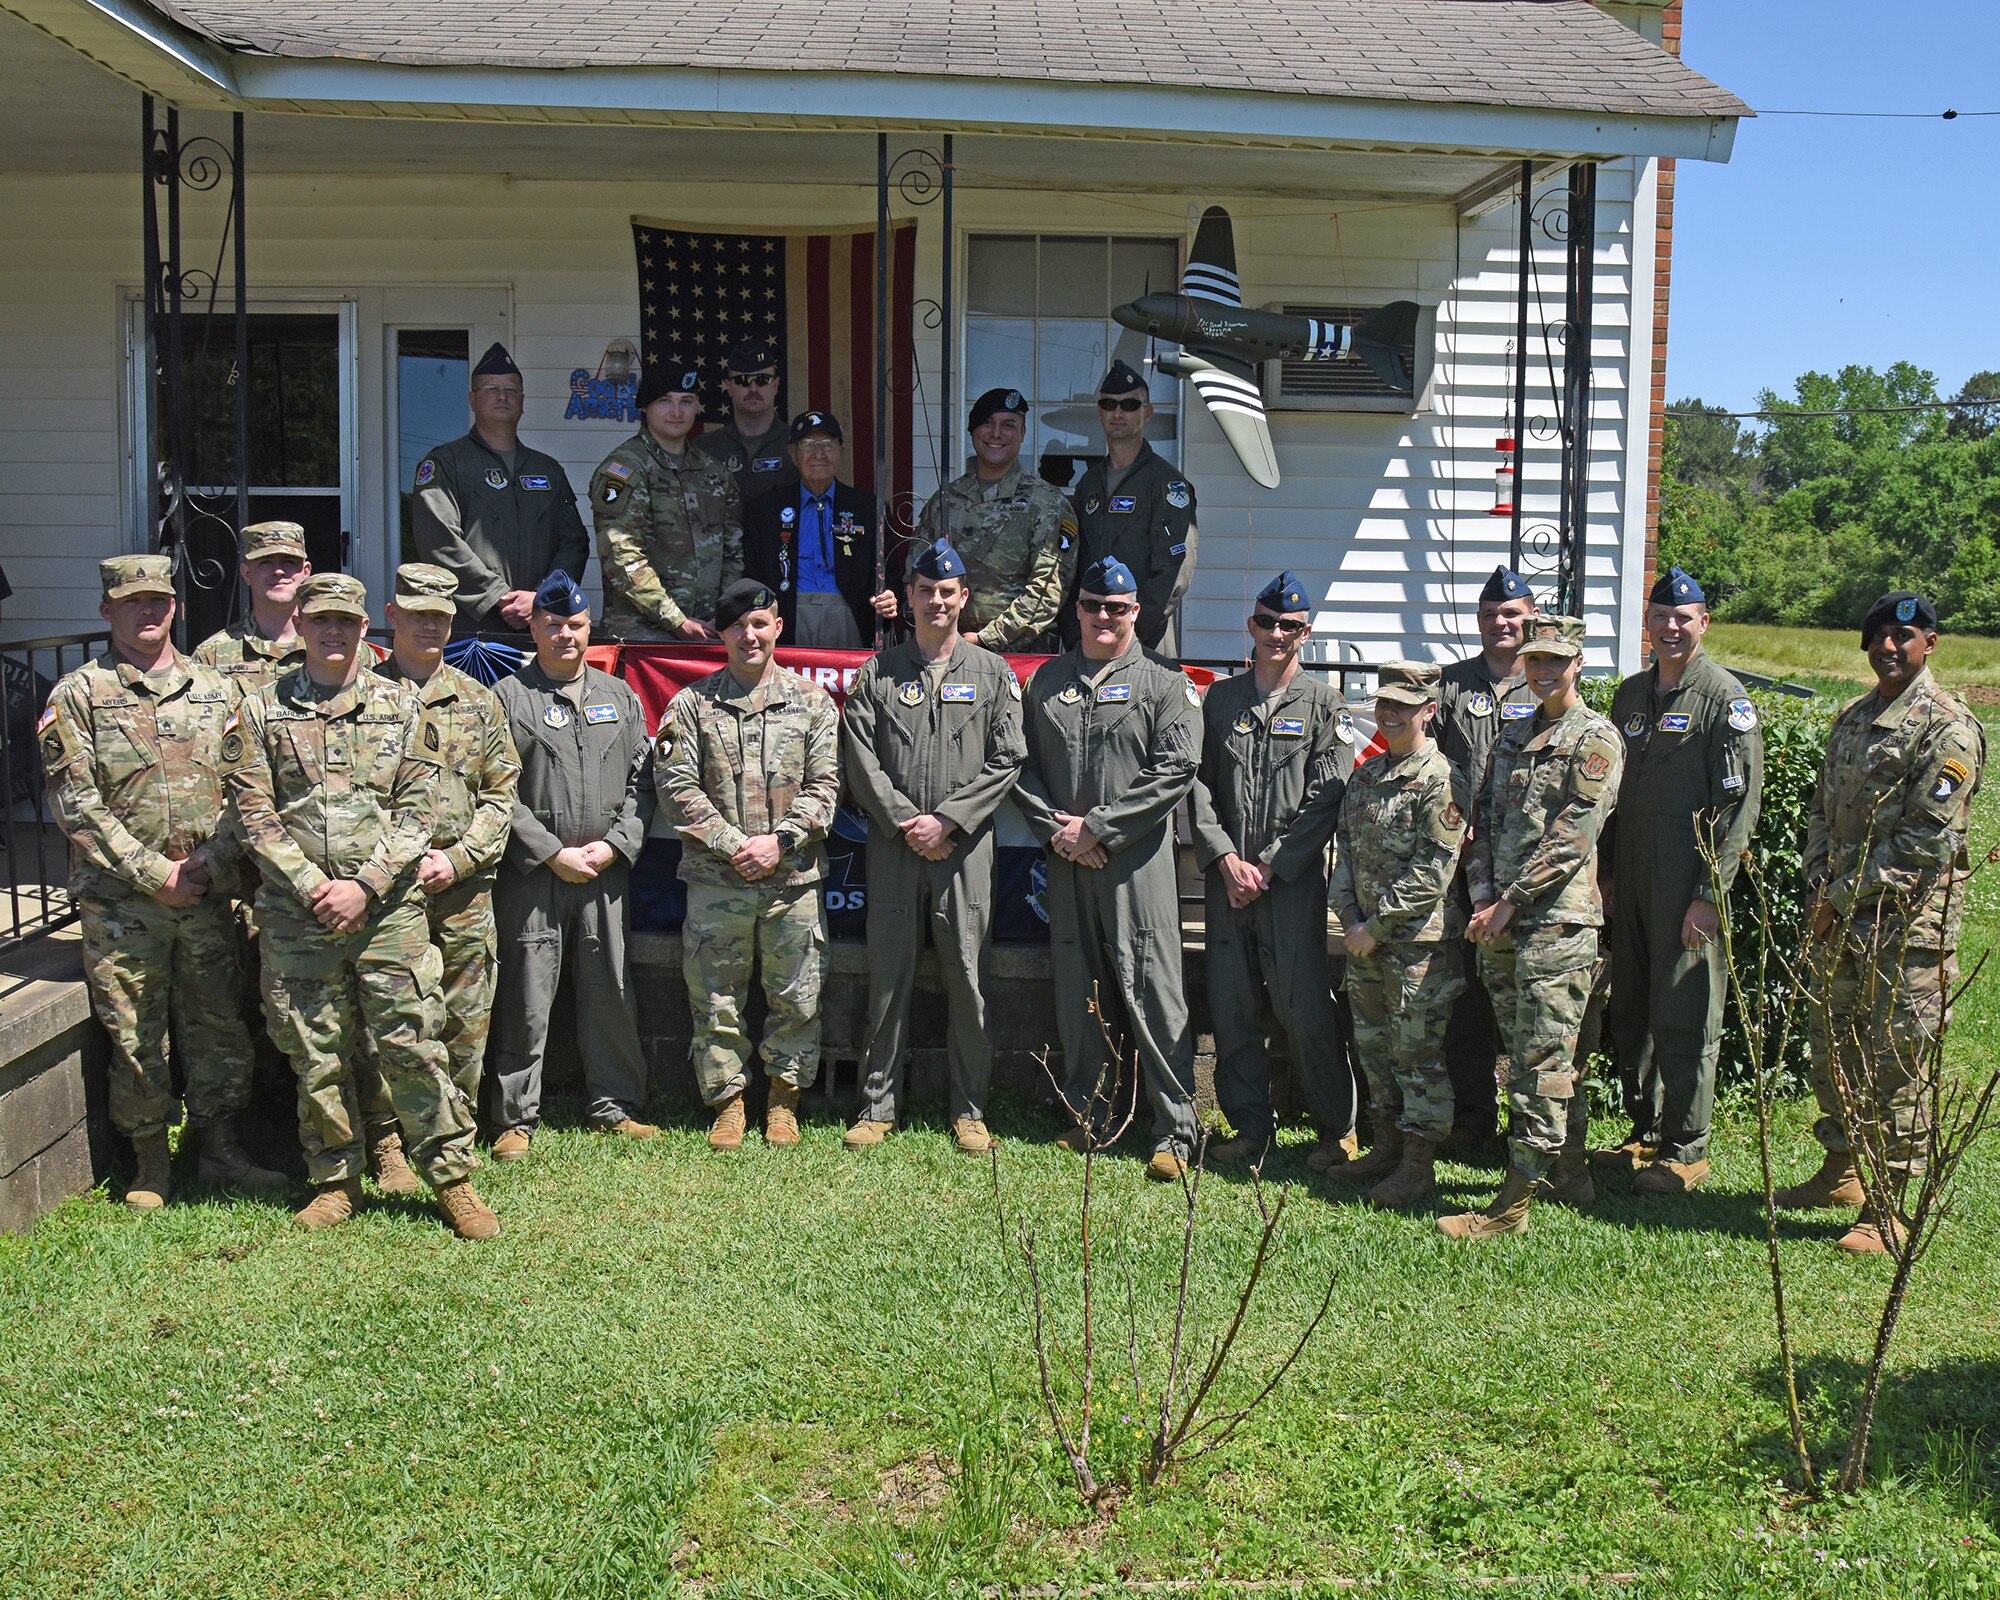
left=968, top=387, right=1029, bottom=432
left=715, top=578, right=778, bottom=630
left=725, top=338, right=779, bottom=374
left=471, top=342, right=520, bottom=380
left=790, top=408, right=842, bottom=444
left=1861, top=591, right=1938, bottom=644
left=636, top=362, right=700, bottom=410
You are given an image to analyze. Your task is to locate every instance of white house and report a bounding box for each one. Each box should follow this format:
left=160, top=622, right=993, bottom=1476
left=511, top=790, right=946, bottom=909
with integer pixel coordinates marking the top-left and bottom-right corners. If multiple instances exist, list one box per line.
left=0, top=0, right=1746, bottom=671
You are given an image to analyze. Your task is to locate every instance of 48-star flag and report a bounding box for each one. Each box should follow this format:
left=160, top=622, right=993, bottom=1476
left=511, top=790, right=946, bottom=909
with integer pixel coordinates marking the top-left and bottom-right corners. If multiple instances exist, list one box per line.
left=632, top=217, right=919, bottom=552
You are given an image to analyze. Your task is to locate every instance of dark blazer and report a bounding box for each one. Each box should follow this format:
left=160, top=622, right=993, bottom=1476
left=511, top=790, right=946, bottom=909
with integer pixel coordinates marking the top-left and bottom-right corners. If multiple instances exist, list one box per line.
left=742, top=479, right=882, bottom=644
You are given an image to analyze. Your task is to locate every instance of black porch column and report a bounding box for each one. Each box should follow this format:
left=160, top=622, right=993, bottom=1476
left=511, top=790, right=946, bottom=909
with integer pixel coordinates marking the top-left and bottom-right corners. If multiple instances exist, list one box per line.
left=1556, top=162, right=1598, bottom=617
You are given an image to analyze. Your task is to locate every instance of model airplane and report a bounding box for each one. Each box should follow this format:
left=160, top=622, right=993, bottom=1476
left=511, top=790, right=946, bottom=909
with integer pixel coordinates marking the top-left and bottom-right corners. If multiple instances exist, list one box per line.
left=1112, top=207, right=1420, bottom=489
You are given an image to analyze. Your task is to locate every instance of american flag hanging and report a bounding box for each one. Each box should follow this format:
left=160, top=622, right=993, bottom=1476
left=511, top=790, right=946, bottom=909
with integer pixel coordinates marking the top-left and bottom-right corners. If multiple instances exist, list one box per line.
left=631, top=217, right=918, bottom=544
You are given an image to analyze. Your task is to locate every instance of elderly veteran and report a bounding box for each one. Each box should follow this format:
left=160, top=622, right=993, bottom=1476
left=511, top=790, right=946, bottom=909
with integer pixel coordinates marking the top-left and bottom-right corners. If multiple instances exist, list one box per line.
left=1017, top=555, right=1203, bottom=1179
left=192, top=520, right=312, bottom=693
left=488, top=571, right=657, bottom=1160
left=591, top=360, right=743, bottom=642
left=841, top=539, right=1028, bottom=1153
left=1782, top=591, right=1985, bottom=1254
left=691, top=336, right=799, bottom=503
left=656, top=578, right=842, bottom=1152
left=1061, top=360, right=1197, bottom=656
left=912, top=386, right=1075, bottom=651
left=1189, top=570, right=1355, bottom=1167
left=224, top=573, right=496, bottom=1240
left=41, top=555, right=282, bottom=1209
left=409, top=342, right=591, bottom=636
left=741, top=408, right=900, bottom=649
left=1328, top=661, right=1466, bottom=1209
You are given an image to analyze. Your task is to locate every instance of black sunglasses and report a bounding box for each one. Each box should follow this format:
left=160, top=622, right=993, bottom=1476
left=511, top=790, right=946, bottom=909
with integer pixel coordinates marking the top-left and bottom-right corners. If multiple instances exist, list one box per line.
left=1096, top=396, right=1146, bottom=413
left=728, top=372, right=777, bottom=387
left=1078, top=598, right=1136, bottom=618
left=1249, top=613, right=1308, bottom=636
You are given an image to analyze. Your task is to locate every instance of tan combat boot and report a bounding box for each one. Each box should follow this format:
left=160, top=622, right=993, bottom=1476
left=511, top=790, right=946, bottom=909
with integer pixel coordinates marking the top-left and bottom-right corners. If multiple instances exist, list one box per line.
left=1588, top=1133, right=1658, bottom=1172
left=1306, top=1130, right=1361, bottom=1172
left=1774, top=1151, right=1865, bottom=1210
left=436, top=1179, right=500, bottom=1240
left=951, top=1117, right=993, bottom=1155
left=1367, top=1135, right=1438, bottom=1210
left=765, top=1083, right=802, bottom=1147
left=1436, top=1166, right=1538, bottom=1241
left=606, top=1117, right=658, bottom=1141
left=708, top=1094, right=748, bottom=1151
left=1145, top=1148, right=1189, bottom=1183
left=1329, top=1124, right=1403, bottom=1186
left=1633, top=1156, right=1710, bottom=1195
left=843, top=1119, right=893, bottom=1150
left=491, top=1127, right=533, bottom=1162
left=126, top=1131, right=172, bottom=1211
left=364, top=1125, right=423, bottom=1198
left=1835, top=1203, right=1906, bottom=1257
left=196, top=1117, right=287, bottom=1194
left=292, top=1179, right=363, bottom=1231
left=1052, top=1124, right=1092, bottom=1155
left=1207, top=1133, right=1265, bottom=1165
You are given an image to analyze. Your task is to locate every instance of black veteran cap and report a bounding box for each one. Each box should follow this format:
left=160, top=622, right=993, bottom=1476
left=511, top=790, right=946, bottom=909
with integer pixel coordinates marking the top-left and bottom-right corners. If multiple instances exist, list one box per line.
left=910, top=539, right=967, bottom=582
left=1079, top=555, right=1138, bottom=596
left=726, top=337, right=779, bottom=374
left=1862, top=590, right=1938, bottom=644
left=1479, top=565, right=1533, bottom=604
left=636, top=362, right=700, bottom=410
left=472, top=342, right=521, bottom=380
left=715, top=578, right=778, bottom=630
left=1099, top=360, right=1147, bottom=395
left=790, top=408, right=842, bottom=444
left=968, top=387, right=1029, bottom=432
left=533, top=569, right=589, bottom=617
left=1255, top=570, right=1309, bottom=613
left=1649, top=566, right=1705, bottom=606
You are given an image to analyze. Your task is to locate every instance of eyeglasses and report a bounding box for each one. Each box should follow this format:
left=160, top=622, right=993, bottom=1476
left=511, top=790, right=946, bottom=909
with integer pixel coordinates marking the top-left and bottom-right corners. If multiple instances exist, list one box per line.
left=1096, top=397, right=1146, bottom=413
left=1248, top=613, right=1309, bottom=636
left=728, top=372, right=777, bottom=387
left=795, top=439, right=839, bottom=455
left=1078, top=598, right=1136, bottom=618
left=474, top=385, right=523, bottom=399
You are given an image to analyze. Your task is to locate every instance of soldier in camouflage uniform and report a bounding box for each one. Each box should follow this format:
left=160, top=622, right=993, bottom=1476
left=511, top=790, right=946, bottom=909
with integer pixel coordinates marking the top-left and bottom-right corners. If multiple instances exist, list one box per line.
left=224, top=573, right=497, bottom=1240
left=1781, top=591, right=1985, bottom=1255
left=1188, top=570, right=1354, bottom=1167
left=1443, top=615, right=1622, bottom=1240
left=690, top=337, right=799, bottom=503
left=656, top=579, right=842, bottom=1151
left=191, top=520, right=311, bottom=692
left=912, top=387, right=1075, bottom=651
left=591, top=361, right=743, bottom=642
left=40, top=556, right=284, bottom=1210
left=1328, top=661, right=1466, bottom=1209
left=356, top=563, right=522, bottom=1192
left=840, top=539, right=1027, bottom=1154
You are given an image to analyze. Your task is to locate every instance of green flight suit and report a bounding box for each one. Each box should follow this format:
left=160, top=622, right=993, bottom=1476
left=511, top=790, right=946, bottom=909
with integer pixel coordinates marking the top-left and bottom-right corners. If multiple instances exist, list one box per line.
left=1188, top=667, right=1355, bottom=1144
left=590, top=431, right=743, bottom=640
left=913, top=463, right=1075, bottom=650
left=841, top=637, right=1027, bottom=1123
left=1016, top=640, right=1203, bottom=1154
left=1061, top=444, right=1197, bottom=655
left=1802, top=666, right=1984, bottom=1181
left=1605, top=649, right=1763, bottom=1164
left=491, top=663, right=655, bottom=1130
left=1469, top=697, right=1622, bottom=1179
left=1432, top=651, right=1537, bottom=1134
left=410, top=431, right=591, bottom=634
left=692, top=414, right=799, bottom=504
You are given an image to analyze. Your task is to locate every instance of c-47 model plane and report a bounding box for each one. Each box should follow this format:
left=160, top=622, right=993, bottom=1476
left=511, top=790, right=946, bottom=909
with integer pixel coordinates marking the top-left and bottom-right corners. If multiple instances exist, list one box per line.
left=1113, top=206, right=1419, bottom=489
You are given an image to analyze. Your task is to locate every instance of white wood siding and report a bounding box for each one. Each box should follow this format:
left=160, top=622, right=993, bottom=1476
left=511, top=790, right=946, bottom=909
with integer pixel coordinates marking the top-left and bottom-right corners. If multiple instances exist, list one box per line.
left=0, top=157, right=1652, bottom=672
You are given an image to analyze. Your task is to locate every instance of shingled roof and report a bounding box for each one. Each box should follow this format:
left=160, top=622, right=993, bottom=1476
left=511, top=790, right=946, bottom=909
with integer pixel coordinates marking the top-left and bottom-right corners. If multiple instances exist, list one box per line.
left=146, top=0, right=1749, bottom=121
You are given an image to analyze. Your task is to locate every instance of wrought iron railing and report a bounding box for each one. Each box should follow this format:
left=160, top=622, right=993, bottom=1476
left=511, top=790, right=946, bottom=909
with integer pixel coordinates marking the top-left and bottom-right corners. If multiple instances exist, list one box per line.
left=1, top=632, right=108, bottom=951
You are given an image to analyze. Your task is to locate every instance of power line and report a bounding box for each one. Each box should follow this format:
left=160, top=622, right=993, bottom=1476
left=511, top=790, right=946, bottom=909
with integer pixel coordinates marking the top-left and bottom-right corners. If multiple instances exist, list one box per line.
left=1755, top=107, right=1998, bottom=119
left=1666, top=399, right=1995, bottom=420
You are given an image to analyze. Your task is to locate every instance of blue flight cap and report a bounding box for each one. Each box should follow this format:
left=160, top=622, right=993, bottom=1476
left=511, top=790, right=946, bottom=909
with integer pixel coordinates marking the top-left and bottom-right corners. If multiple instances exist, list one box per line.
left=1079, top=556, right=1138, bottom=596
left=533, top=569, right=589, bottom=616
left=1649, top=566, right=1706, bottom=606
left=1479, top=565, right=1533, bottom=604
left=910, top=539, right=967, bottom=582
left=1255, top=570, right=1309, bottom=612
left=472, top=342, right=521, bottom=380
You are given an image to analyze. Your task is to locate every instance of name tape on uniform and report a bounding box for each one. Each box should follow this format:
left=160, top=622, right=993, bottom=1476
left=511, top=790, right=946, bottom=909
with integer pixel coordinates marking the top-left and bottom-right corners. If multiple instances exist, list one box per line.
left=1096, top=683, right=1132, bottom=703
left=584, top=704, right=620, bottom=724
left=1271, top=717, right=1305, bottom=738
left=940, top=683, right=977, bottom=703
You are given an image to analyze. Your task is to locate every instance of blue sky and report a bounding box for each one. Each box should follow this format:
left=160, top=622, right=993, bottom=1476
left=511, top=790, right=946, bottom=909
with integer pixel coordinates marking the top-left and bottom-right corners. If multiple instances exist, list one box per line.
left=1668, top=1, right=2000, bottom=412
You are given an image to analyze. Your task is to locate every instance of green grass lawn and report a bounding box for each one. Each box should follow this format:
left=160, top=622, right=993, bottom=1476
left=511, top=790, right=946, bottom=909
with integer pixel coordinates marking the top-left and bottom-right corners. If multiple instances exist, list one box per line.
left=1708, top=621, right=2000, bottom=697
left=6, top=635, right=2000, bottom=1597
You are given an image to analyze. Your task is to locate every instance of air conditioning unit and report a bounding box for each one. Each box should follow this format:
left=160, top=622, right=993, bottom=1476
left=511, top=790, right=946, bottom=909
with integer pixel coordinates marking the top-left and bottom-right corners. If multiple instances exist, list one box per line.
left=1259, top=301, right=1438, bottom=415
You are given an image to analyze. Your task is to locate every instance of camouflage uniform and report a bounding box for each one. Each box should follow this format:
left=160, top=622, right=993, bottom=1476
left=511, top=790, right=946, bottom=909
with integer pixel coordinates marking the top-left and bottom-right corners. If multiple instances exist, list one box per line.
left=913, top=464, right=1075, bottom=650
left=41, top=631, right=256, bottom=1138
left=223, top=606, right=475, bottom=1189
left=1188, top=667, right=1355, bottom=1145
left=656, top=664, right=842, bottom=1104
left=1469, top=667, right=1623, bottom=1180
left=1329, top=740, right=1466, bottom=1141
left=190, top=520, right=311, bottom=695
left=1016, top=640, right=1203, bottom=1154
left=590, top=431, right=743, bottom=639
left=1803, top=666, right=1984, bottom=1180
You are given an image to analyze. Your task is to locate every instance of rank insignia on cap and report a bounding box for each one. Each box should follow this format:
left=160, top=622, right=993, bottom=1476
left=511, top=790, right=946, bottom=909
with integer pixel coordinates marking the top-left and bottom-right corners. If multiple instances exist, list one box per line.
left=1470, top=692, right=1494, bottom=718
left=485, top=469, right=508, bottom=490
left=1272, top=717, right=1304, bottom=737
left=898, top=681, right=925, bottom=707
left=1624, top=713, right=1646, bottom=737
left=1110, top=496, right=1136, bottom=514
left=544, top=705, right=572, bottom=728
left=414, top=459, right=435, bottom=487
left=1897, top=597, right=1919, bottom=623
left=1658, top=713, right=1691, bottom=733
left=1727, top=698, right=1758, bottom=732
left=1335, top=710, right=1356, bottom=744
left=1097, top=683, right=1132, bottom=703
left=1166, top=482, right=1191, bottom=509
left=1501, top=703, right=1536, bottom=720
left=940, top=683, right=977, bottom=703
left=1233, top=711, right=1255, bottom=735
left=1058, top=683, right=1083, bottom=705
left=585, top=704, right=619, bottom=724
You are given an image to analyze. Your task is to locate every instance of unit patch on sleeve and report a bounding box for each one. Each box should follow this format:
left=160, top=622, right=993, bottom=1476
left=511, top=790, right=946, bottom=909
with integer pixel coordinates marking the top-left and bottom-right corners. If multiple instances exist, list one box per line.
left=1335, top=709, right=1357, bottom=744
left=1727, top=697, right=1758, bottom=732
left=413, top=459, right=436, bottom=487
left=1933, top=758, right=1971, bottom=801
left=1165, top=481, right=1191, bottom=509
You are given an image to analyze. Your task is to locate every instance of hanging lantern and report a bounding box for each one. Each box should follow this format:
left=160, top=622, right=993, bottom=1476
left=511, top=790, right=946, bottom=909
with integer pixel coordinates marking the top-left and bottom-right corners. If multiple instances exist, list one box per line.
left=1488, top=436, right=1516, bottom=517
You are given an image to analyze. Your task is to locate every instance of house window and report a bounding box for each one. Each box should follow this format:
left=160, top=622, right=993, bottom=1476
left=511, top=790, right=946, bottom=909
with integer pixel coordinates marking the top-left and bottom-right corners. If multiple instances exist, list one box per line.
left=395, top=330, right=470, bottom=565
left=963, top=235, right=1180, bottom=488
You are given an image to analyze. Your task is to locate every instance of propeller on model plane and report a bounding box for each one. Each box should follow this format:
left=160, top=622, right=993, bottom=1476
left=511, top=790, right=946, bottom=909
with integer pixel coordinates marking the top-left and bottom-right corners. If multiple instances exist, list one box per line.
left=1113, top=207, right=1420, bottom=490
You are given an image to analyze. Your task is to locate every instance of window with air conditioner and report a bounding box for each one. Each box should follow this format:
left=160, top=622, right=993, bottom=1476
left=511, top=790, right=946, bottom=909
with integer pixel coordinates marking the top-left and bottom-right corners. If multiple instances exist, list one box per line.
left=1259, top=301, right=1437, bottom=415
